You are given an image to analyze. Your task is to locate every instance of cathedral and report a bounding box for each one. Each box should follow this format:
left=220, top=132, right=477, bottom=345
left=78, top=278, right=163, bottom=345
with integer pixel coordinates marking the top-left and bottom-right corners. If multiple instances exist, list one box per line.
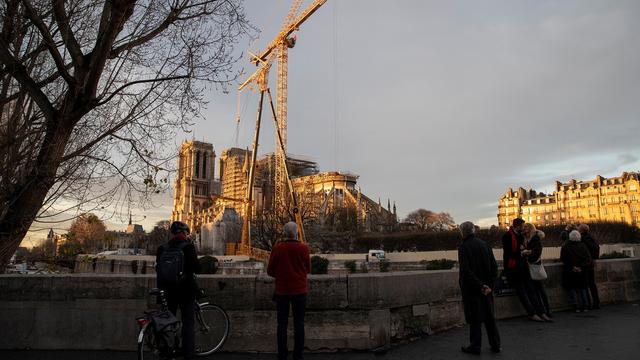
left=171, top=140, right=397, bottom=254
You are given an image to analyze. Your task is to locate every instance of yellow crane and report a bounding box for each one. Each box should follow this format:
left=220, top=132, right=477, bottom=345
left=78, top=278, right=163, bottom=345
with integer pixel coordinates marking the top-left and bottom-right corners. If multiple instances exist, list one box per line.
left=237, top=0, right=327, bottom=254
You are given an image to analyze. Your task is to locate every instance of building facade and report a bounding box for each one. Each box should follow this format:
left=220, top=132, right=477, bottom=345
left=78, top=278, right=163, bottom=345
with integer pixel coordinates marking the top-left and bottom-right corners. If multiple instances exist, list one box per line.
left=498, top=172, right=640, bottom=228
left=171, top=140, right=398, bottom=238
left=172, top=141, right=220, bottom=229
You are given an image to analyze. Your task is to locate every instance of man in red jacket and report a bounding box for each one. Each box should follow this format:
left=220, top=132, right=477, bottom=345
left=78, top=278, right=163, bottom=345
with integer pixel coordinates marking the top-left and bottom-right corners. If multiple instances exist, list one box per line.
left=267, top=221, right=311, bottom=360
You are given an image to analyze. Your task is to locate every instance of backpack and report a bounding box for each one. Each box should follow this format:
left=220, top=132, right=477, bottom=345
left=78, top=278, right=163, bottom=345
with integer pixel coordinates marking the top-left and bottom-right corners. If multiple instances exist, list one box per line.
left=157, top=241, right=190, bottom=288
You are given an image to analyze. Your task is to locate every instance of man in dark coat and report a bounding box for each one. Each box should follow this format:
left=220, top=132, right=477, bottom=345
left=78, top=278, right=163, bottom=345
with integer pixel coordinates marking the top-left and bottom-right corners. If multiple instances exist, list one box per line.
left=501, top=218, right=544, bottom=321
left=578, top=224, right=600, bottom=309
left=458, top=221, right=501, bottom=355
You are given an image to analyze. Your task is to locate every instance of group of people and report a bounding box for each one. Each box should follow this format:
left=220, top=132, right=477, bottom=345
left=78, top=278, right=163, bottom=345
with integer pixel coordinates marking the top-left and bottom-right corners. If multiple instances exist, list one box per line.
left=503, top=218, right=600, bottom=317
left=458, top=218, right=602, bottom=355
left=157, top=217, right=602, bottom=359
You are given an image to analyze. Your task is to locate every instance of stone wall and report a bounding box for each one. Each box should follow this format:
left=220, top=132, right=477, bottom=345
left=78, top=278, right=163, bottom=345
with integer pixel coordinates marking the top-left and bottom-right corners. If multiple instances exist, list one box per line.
left=1, top=259, right=639, bottom=352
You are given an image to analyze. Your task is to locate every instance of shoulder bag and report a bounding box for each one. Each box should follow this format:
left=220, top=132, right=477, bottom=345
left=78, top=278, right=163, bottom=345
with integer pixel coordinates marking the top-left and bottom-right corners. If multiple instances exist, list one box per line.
left=528, top=261, right=548, bottom=281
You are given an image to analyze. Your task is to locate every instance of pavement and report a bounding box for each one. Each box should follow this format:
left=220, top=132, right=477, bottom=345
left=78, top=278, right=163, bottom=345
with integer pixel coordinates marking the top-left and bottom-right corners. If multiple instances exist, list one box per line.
left=2, top=303, right=640, bottom=360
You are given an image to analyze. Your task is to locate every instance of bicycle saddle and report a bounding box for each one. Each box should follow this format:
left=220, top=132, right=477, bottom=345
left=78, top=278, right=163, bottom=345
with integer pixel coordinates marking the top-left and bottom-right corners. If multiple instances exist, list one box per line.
left=149, top=288, right=164, bottom=296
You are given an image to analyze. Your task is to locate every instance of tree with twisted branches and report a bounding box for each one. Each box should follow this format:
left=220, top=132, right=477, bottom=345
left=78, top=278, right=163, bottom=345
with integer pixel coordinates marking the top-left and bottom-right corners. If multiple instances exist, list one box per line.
left=0, top=0, right=254, bottom=270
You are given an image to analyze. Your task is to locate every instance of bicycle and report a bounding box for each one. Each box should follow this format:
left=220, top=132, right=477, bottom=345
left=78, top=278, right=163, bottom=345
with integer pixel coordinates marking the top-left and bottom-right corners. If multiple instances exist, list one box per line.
left=136, top=288, right=230, bottom=359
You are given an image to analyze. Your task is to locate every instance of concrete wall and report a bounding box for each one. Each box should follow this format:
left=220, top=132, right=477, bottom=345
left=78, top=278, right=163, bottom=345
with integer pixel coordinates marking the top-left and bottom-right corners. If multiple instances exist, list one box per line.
left=1, top=259, right=639, bottom=352
left=322, top=243, right=640, bottom=263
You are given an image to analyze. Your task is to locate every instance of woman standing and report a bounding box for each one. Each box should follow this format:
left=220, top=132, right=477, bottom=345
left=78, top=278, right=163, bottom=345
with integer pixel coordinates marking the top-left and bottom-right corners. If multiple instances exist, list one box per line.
left=521, top=223, right=552, bottom=321
left=560, top=230, right=592, bottom=312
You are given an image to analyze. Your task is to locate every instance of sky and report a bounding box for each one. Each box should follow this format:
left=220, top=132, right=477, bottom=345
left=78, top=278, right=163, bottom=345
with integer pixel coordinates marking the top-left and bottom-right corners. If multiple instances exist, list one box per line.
left=24, top=0, right=640, bottom=245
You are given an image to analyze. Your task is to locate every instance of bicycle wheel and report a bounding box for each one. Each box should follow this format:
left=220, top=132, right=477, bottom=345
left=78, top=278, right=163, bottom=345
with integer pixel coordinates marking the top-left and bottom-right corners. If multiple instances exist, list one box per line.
left=138, top=325, right=162, bottom=360
left=194, top=304, right=230, bottom=356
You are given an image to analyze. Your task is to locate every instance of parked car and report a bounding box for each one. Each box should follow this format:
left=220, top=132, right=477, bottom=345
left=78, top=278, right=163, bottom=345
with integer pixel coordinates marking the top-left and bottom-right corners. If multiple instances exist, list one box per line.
left=367, top=250, right=386, bottom=262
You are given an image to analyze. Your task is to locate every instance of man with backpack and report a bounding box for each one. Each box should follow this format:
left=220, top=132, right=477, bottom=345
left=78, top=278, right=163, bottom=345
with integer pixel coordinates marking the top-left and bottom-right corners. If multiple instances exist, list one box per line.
left=156, top=221, right=200, bottom=359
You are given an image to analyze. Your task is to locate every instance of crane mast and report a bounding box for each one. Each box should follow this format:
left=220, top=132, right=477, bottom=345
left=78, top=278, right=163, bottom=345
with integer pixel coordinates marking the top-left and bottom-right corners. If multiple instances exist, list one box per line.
left=237, top=0, right=327, bottom=255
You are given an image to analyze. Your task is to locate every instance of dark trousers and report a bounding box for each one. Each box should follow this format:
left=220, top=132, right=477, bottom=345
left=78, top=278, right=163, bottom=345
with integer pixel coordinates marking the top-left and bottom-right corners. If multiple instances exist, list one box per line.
left=568, top=287, right=589, bottom=310
left=275, top=294, right=307, bottom=360
left=506, top=269, right=544, bottom=316
left=585, top=266, right=600, bottom=307
left=531, top=280, right=551, bottom=315
left=469, top=297, right=500, bottom=351
left=470, top=320, right=501, bottom=351
left=168, top=296, right=195, bottom=359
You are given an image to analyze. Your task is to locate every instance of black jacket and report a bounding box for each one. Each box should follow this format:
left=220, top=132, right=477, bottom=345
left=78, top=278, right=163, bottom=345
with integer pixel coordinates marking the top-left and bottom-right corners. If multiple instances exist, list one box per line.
left=501, top=228, right=526, bottom=273
left=156, top=238, right=201, bottom=299
left=525, top=234, right=543, bottom=265
left=581, top=232, right=600, bottom=261
left=560, top=240, right=591, bottom=289
left=458, top=235, right=498, bottom=323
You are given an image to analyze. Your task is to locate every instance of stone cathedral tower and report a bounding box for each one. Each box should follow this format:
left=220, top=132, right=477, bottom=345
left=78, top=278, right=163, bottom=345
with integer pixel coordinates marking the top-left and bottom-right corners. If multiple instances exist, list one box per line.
left=172, top=141, right=219, bottom=226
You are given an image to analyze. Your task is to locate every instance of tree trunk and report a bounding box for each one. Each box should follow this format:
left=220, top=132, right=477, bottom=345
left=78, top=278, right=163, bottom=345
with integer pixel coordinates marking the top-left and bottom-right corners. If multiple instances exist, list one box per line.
left=0, top=117, right=72, bottom=272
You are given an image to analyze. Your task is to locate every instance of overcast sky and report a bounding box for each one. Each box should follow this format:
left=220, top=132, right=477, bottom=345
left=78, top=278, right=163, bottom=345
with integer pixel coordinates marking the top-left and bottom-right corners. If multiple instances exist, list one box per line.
left=24, top=0, right=640, bottom=245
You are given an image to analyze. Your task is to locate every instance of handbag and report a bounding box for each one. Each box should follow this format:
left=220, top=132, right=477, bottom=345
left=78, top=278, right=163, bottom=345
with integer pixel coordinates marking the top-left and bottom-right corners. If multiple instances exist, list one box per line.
left=528, top=262, right=548, bottom=281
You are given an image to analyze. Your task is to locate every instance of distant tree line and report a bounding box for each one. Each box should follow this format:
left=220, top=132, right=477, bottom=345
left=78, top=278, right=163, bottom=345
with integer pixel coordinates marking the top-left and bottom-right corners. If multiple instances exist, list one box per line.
left=308, top=221, right=639, bottom=254
left=14, top=214, right=171, bottom=269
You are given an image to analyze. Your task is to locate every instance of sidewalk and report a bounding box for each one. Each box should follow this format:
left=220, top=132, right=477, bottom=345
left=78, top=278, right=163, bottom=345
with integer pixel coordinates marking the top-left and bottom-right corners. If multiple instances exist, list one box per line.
left=3, top=303, right=639, bottom=360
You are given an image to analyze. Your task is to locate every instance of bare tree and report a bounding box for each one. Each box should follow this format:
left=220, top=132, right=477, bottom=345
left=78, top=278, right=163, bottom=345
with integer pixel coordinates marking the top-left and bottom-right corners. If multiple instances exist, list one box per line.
left=405, top=209, right=455, bottom=232
left=430, top=212, right=456, bottom=231
left=0, top=0, right=253, bottom=270
left=405, top=209, right=435, bottom=230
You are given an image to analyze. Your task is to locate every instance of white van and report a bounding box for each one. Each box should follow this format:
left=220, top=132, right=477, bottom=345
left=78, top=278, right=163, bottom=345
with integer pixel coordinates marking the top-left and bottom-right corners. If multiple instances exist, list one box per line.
left=367, top=249, right=386, bottom=262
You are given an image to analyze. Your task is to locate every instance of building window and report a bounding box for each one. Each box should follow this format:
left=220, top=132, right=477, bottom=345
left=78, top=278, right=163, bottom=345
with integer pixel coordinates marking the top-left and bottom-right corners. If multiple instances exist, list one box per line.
left=195, top=151, right=201, bottom=178
left=202, top=153, right=207, bottom=179
left=604, top=208, right=608, bottom=215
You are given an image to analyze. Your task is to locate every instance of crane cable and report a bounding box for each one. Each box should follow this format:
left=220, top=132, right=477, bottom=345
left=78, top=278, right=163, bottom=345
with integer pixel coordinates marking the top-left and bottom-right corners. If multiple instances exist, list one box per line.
left=332, top=0, right=339, bottom=171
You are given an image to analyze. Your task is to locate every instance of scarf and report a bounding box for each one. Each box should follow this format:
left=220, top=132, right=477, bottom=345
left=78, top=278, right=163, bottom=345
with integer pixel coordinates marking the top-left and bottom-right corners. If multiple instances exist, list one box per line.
left=171, top=232, right=188, bottom=242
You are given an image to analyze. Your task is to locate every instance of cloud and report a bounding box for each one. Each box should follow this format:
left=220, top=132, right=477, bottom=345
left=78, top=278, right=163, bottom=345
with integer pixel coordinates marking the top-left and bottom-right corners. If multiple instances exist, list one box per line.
left=475, top=217, right=498, bottom=228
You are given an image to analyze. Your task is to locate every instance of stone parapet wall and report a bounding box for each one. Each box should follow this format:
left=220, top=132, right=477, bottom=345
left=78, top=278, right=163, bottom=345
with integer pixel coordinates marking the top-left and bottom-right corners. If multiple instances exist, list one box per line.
left=1, top=259, right=639, bottom=352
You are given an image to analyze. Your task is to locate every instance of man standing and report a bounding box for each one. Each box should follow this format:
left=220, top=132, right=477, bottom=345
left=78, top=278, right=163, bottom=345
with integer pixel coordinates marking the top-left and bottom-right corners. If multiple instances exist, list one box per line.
left=156, top=221, right=200, bottom=359
left=458, top=221, right=501, bottom=355
left=579, top=223, right=600, bottom=309
left=501, top=218, right=544, bottom=321
left=267, top=221, right=311, bottom=360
